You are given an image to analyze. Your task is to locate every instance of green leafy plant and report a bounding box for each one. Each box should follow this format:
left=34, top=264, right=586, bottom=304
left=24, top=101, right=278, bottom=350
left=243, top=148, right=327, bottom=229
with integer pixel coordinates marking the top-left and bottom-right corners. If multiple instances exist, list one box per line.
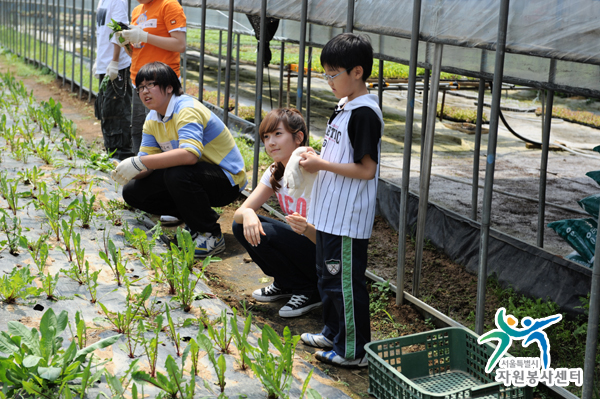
left=17, top=165, right=45, bottom=191
left=59, top=210, right=77, bottom=262
left=132, top=354, right=196, bottom=399
left=0, top=172, right=22, bottom=215
left=40, top=272, right=60, bottom=301
left=0, top=308, right=120, bottom=398
left=75, top=192, right=96, bottom=229
left=34, top=137, right=54, bottom=165
left=249, top=325, right=303, bottom=399
left=139, top=315, right=163, bottom=378
left=0, top=267, right=39, bottom=304
left=104, top=359, right=140, bottom=399
left=164, top=306, right=195, bottom=357
left=172, top=256, right=208, bottom=312
left=206, top=309, right=234, bottom=355
left=83, top=261, right=101, bottom=304
left=122, top=221, right=161, bottom=261
left=99, top=284, right=152, bottom=358
left=99, top=236, right=127, bottom=286
left=171, top=227, right=196, bottom=271
left=230, top=307, right=253, bottom=370
left=197, top=333, right=227, bottom=394
left=19, top=233, right=50, bottom=275
left=0, top=212, right=23, bottom=256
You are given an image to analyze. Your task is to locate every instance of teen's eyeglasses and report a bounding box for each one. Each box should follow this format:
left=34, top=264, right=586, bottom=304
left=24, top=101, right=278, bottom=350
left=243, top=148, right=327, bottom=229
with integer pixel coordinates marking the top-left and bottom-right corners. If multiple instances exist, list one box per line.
left=136, top=81, right=156, bottom=94
left=322, top=68, right=352, bottom=81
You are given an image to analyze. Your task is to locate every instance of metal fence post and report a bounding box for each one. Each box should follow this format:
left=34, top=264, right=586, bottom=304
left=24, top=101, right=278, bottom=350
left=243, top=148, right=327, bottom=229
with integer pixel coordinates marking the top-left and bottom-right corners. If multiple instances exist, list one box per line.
left=412, top=43, right=443, bottom=297
left=396, top=0, right=423, bottom=305
left=296, top=0, right=307, bottom=114
left=251, top=0, right=267, bottom=189
left=198, top=0, right=206, bottom=101
left=223, top=0, right=234, bottom=127
left=475, top=0, right=511, bottom=335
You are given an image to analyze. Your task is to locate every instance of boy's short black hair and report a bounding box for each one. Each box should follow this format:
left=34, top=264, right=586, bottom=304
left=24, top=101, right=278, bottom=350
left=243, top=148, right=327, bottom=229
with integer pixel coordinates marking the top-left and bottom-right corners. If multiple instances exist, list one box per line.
left=135, top=61, right=183, bottom=95
left=320, top=33, right=373, bottom=82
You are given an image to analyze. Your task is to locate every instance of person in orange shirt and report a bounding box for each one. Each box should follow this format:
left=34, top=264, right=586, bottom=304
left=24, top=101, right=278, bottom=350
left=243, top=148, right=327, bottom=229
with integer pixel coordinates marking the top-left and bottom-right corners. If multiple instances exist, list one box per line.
left=114, top=0, right=186, bottom=155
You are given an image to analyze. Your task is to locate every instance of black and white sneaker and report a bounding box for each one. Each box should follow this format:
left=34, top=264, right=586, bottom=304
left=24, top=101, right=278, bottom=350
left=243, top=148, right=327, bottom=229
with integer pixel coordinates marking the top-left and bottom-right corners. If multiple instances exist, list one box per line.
left=279, top=293, right=322, bottom=318
left=252, top=283, right=293, bottom=302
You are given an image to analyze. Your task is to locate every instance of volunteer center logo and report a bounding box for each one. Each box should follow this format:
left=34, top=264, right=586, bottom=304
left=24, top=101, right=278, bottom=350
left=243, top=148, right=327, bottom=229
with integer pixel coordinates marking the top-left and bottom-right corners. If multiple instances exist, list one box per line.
left=477, top=307, right=582, bottom=387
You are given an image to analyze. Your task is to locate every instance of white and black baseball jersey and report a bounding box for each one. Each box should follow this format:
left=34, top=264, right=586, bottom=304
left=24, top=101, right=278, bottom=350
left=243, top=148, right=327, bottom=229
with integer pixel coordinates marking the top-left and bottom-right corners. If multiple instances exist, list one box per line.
left=308, top=94, right=383, bottom=239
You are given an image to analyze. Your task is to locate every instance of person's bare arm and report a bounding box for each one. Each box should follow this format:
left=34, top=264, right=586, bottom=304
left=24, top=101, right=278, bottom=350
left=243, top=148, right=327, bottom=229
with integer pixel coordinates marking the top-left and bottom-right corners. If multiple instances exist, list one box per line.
left=233, top=183, right=274, bottom=246
left=112, top=43, right=120, bottom=61
left=285, top=213, right=316, bottom=244
left=146, top=30, right=186, bottom=53
left=299, top=151, right=377, bottom=180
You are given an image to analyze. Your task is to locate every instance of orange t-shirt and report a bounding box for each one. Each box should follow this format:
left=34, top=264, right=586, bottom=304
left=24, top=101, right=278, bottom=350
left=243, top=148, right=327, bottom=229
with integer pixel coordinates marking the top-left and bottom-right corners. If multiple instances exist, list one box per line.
left=130, top=0, right=186, bottom=83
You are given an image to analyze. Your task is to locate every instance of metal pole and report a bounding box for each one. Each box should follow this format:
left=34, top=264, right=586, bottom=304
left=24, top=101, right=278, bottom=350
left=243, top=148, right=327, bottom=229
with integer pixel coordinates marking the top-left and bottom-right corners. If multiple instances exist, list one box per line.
left=537, top=89, right=553, bottom=248
left=471, top=78, right=486, bottom=221
left=278, top=41, right=284, bottom=108
left=88, top=0, right=95, bottom=100
left=296, top=0, right=307, bottom=114
left=217, top=30, right=222, bottom=111
left=396, top=0, right=422, bottom=305
left=198, top=0, right=206, bottom=101
left=62, top=0, right=65, bottom=85
left=44, top=0, right=48, bottom=66
left=345, top=0, right=353, bottom=33
left=307, top=45, right=312, bottom=137
left=377, top=59, right=384, bottom=109
left=234, top=33, right=240, bottom=116
left=412, top=43, right=443, bottom=298
left=582, top=217, right=600, bottom=399
left=222, top=0, right=234, bottom=127
left=475, top=0, right=511, bottom=336
left=70, top=0, right=75, bottom=91
left=537, top=59, right=557, bottom=248
left=18, top=0, right=22, bottom=57
left=33, top=0, right=38, bottom=66
left=78, top=0, right=83, bottom=99
left=252, top=0, right=267, bottom=189
left=421, top=67, right=430, bottom=157
left=51, top=0, right=55, bottom=71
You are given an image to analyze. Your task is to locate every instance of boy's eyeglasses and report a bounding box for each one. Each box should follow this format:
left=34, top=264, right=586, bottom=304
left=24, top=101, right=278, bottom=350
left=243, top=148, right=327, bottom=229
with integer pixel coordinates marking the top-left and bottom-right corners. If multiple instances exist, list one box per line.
left=136, top=81, right=156, bottom=94
left=322, top=68, right=352, bottom=81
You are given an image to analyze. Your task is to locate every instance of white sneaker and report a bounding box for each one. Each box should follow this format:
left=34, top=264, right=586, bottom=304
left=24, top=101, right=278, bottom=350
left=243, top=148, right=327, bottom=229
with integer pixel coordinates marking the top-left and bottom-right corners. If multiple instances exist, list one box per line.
left=301, top=333, right=333, bottom=349
left=315, top=350, right=368, bottom=369
left=194, top=232, right=225, bottom=258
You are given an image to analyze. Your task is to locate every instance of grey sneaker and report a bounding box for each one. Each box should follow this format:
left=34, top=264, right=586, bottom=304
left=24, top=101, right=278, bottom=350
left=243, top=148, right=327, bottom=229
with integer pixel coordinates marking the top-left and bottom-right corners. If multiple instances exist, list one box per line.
left=301, top=332, right=333, bottom=349
left=279, top=294, right=322, bottom=318
left=315, top=350, right=368, bottom=369
left=252, top=283, right=292, bottom=302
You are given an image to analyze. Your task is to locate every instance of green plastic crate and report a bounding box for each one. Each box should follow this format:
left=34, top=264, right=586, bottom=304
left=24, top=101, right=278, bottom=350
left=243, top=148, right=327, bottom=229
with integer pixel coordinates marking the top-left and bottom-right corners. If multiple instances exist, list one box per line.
left=365, top=327, right=532, bottom=399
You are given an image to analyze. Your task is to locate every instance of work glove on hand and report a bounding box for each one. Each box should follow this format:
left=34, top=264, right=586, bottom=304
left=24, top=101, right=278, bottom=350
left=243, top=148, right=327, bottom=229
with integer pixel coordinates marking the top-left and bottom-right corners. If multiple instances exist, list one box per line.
left=113, top=31, right=130, bottom=47
left=111, top=156, right=147, bottom=185
left=120, top=24, right=148, bottom=45
left=106, top=61, right=119, bottom=81
left=92, top=60, right=98, bottom=78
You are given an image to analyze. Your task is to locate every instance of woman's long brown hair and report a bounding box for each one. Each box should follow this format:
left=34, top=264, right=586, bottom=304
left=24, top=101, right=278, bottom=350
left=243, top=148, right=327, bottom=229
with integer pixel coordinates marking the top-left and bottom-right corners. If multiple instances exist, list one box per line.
left=259, top=108, right=308, bottom=192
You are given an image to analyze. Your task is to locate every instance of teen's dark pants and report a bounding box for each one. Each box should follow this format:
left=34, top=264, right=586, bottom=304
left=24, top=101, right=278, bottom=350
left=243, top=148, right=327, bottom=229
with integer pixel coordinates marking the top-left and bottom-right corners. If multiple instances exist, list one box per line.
left=232, top=215, right=318, bottom=296
left=316, top=231, right=370, bottom=360
left=123, top=162, right=240, bottom=236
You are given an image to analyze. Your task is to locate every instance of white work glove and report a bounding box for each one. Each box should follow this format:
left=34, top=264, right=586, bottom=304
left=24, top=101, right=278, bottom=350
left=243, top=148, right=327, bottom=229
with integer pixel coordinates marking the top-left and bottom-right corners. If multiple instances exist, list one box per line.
left=111, top=156, right=147, bottom=185
left=120, top=24, right=148, bottom=45
left=106, top=61, right=119, bottom=81
left=92, top=60, right=98, bottom=78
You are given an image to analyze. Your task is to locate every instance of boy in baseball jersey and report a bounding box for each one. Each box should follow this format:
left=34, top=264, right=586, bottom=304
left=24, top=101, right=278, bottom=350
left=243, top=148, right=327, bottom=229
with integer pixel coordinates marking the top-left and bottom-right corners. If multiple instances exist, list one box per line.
left=299, top=33, right=383, bottom=368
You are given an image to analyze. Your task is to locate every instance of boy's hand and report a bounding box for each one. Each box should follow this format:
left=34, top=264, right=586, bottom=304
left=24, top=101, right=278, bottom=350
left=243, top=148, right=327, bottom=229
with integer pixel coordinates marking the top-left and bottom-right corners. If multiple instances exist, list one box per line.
left=298, top=150, right=324, bottom=174
left=242, top=209, right=266, bottom=246
left=285, top=212, right=308, bottom=235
